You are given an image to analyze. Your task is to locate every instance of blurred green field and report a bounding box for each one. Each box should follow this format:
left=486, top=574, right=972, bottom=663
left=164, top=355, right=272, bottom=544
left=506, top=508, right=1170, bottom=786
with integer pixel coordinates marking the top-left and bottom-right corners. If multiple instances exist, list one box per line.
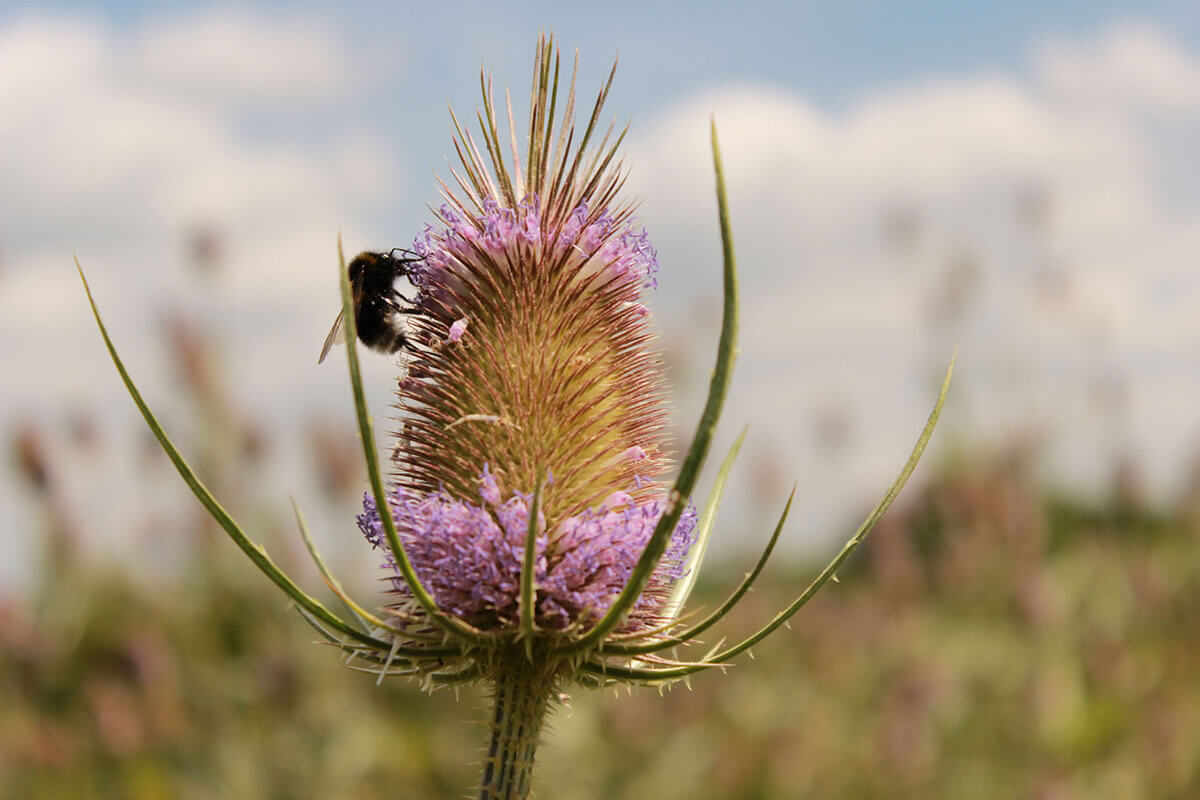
left=4, top=443, right=1198, bottom=799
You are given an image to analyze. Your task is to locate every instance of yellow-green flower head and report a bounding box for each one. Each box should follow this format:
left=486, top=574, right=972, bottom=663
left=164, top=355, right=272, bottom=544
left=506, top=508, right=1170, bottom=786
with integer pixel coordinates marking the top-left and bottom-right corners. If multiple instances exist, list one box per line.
left=356, top=41, right=697, bottom=637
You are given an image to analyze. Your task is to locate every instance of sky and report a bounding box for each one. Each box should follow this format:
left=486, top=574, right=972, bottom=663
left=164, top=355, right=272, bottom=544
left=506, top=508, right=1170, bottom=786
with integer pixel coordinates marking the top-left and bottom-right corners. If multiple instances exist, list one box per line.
left=3, top=1, right=1200, bottom=589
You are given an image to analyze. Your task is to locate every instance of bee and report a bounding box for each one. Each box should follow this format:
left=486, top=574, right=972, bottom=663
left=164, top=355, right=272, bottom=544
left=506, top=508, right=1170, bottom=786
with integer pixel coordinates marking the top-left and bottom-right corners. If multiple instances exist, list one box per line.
left=318, top=249, right=425, bottom=364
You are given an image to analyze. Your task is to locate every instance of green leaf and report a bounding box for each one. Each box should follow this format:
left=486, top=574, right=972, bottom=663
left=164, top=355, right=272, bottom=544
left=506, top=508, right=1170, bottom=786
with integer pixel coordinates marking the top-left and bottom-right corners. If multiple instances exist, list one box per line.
left=556, top=120, right=740, bottom=655
left=292, top=606, right=412, bottom=667
left=289, top=495, right=371, bottom=632
left=709, top=352, right=955, bottom=664
left=605, top=485, right=794, bottom=657
left=660, top=426, right=748, bottom=621
left=77, top=259, right=445, bottom=658
left=520, top=474, right=545, bottom=649
left=580, top=658, right=722, bottom=686
left=585, top=351, right=953, bottom=677
left=335, top=238, right=496, bottom=647
left=290, top=497, right=451, bottom=648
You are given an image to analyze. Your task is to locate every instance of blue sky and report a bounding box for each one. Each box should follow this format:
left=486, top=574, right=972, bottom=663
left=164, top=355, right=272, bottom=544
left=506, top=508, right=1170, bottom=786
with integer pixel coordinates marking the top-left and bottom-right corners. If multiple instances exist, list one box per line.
left=17, top=2, right=1195, bottom=228
left=4, top=1, right=1200, bottom=588
left=19, top=1, right=1200, bottom=94
left=9, top=2, right=1197, bottom=225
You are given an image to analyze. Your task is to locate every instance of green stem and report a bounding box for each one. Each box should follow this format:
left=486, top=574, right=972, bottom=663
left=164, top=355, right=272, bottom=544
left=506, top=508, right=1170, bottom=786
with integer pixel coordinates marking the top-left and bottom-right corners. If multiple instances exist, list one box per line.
left=479, top=657, right=556, bottom=800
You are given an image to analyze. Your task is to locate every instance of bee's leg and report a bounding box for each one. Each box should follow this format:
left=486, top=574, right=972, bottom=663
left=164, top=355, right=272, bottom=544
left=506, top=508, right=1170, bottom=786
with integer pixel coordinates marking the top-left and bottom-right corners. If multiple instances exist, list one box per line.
left=387, top=248, right=425, bottom=271
left=384, top=298, right=422, bottom=317
left=382, top=290, right=424, bottom=311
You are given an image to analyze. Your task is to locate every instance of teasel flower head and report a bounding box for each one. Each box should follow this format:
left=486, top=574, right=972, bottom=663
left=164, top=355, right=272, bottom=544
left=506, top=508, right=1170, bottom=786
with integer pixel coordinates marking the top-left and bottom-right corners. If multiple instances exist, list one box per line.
left=80, top=33, right=952, bottom=800
left=353, top=45, right=702, bottom=649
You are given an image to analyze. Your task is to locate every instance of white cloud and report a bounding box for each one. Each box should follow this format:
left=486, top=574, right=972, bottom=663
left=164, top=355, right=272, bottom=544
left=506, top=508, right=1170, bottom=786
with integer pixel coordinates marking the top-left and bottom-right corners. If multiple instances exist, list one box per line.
left=3, top=13, right=1200, bottom=585
left=0, top=9, right=399, bottom=588
left=128, top=8, right=357, bottom=106
left=1035, top=22, right=1200, bottom=113
left=628, top=21, right=1200, bottom=545
left=0, top=10, right=397, bottom=284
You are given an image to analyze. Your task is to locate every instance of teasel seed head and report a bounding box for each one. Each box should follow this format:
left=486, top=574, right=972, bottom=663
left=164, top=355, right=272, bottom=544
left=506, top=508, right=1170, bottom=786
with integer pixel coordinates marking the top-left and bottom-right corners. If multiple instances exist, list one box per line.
left=356, top=36, right=698, bottom=641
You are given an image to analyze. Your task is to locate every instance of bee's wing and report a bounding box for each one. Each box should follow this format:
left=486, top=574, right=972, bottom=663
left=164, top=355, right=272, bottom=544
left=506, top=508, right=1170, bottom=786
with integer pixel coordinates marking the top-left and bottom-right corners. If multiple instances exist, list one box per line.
left=318, top=308, right=346, bottom=364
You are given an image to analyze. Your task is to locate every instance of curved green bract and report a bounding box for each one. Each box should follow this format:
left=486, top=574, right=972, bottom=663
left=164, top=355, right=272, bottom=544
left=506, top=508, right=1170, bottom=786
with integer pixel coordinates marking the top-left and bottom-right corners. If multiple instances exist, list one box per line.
left=77, top=260, right=407, bottom=656
left=290, top=495, right=372, bottom=631
left=520, top=476, right=544, bottom=647
left=604, top=485, right=794, bottom=656
left=430, top=664, right=483, bottom=685
left=555, top=120, right=740, bottom=656
left=660, top=426, right=749, bottom=622
left=336, top=239, right=497, bottom=647
left=293, top=606, right=415, bottom=668
left=709, top=353, right=955, bottom=665
left=580, top=658, right=722, bottom=685
left=582, top=354, right=953, bottom=680
left=290, top=498, right=454, bottom=649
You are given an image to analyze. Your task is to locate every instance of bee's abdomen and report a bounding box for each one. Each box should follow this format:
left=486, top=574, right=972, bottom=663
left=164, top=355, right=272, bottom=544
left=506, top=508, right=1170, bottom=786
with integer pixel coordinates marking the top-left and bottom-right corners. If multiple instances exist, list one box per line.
left=357, top=298, right=407, bottom=354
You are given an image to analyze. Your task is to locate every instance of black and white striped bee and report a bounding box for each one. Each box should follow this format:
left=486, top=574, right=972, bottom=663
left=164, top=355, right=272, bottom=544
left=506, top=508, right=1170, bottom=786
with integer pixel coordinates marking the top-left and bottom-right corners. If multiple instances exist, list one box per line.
left=318, top=250, right=425, bottom=364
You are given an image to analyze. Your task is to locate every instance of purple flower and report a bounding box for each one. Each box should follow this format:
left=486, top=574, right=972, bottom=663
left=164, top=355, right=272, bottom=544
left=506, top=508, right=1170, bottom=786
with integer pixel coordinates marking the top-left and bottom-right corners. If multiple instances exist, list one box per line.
left=358, top=39, right=690, bottom=643
left=361, top=139, right=694, bottom=636
left=357, top=476, right=697, bottom=632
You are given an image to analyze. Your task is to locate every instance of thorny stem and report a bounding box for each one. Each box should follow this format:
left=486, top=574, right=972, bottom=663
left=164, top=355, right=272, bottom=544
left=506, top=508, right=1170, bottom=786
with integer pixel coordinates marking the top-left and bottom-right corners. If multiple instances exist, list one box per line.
left=478, top=653, right=558, bottom=800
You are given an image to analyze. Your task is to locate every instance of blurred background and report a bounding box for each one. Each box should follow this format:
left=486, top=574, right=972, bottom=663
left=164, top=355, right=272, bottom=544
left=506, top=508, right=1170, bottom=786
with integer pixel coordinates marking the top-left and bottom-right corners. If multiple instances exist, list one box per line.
left=2, top=1, right=1199, bottom=797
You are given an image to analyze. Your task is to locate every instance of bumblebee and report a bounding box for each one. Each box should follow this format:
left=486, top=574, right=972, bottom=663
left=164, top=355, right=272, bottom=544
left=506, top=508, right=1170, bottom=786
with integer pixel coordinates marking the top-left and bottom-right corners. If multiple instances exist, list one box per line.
left=318, top=250, right=424, bottom=364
